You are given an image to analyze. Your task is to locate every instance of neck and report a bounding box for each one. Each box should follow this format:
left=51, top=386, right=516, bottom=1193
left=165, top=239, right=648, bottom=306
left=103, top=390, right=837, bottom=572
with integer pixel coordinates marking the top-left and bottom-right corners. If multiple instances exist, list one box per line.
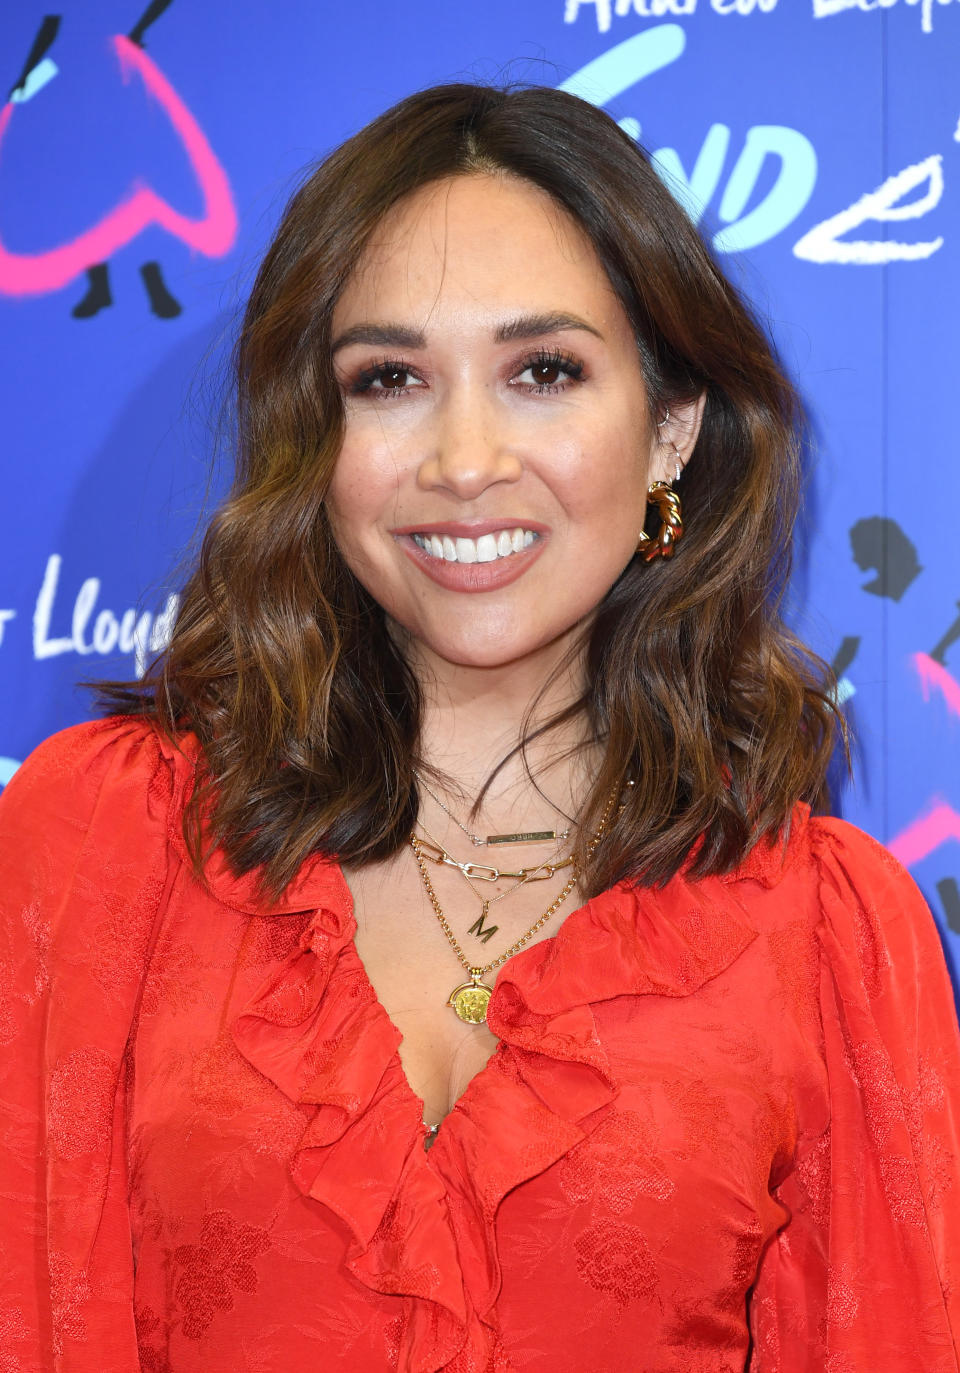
left=408, top=632, right=601, bottom=825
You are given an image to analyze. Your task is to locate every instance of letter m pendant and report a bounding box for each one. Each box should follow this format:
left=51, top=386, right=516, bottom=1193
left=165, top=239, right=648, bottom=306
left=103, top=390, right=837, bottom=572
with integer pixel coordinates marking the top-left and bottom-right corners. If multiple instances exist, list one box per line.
left=468, top=906, right=499, bottom=944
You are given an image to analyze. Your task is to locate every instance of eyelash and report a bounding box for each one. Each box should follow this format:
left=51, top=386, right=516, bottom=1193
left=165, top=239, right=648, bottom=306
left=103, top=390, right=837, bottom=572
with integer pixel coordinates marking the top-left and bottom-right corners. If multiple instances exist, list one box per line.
left=347, top=347, right=586, bottom=400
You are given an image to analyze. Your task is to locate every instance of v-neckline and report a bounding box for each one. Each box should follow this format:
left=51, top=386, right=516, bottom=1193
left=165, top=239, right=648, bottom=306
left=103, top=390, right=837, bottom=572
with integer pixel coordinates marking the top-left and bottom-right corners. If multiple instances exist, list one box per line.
left=334, top=928, right=516, bottom=1155
left=333, top=854, right=594, bottom=1147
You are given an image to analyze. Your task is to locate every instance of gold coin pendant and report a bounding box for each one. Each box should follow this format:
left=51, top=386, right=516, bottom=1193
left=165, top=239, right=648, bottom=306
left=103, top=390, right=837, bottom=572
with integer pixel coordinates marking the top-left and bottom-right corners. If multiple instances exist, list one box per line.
left=449, top=980, right=493, bottom=1024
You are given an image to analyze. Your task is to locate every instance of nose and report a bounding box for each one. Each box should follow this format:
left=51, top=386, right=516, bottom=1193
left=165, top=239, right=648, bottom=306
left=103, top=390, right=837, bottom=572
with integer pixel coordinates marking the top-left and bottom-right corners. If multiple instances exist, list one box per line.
left=416, top=385, right=523, bottom=499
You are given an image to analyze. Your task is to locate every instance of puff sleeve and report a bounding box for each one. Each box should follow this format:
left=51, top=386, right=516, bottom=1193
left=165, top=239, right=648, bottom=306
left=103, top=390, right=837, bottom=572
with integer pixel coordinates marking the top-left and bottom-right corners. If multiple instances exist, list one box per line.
left=748, top=817, right=960, bottom=1371
left=0, top=718, right=178, bottom=1373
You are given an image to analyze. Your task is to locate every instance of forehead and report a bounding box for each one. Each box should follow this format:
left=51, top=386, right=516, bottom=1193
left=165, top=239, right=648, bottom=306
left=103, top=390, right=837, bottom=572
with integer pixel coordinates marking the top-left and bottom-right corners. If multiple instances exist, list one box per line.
left=332, top=173, right=626, bottom=332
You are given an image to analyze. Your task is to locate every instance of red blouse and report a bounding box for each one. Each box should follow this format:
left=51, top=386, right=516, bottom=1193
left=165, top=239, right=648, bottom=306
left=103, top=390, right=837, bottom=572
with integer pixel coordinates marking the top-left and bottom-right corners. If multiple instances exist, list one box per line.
left=2, top=716, right=960, bottom=1372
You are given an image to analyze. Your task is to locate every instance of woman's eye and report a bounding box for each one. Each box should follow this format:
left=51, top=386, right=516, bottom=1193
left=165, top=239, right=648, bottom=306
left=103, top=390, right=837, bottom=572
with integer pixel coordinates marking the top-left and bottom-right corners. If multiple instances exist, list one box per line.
left=348, top=351, right=584, bottom=399
left=514, top=353, right=584, bottom=393
left=372, top=366, right=420, bottom=392
left=351, top=363, right=424, bottom=399
left=522, top=361, right=564, bottom=387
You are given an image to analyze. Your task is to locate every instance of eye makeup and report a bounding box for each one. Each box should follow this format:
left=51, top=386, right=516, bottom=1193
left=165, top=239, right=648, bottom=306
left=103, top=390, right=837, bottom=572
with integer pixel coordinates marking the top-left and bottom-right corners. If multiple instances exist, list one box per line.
left=344, top=346, right=587, bottom=401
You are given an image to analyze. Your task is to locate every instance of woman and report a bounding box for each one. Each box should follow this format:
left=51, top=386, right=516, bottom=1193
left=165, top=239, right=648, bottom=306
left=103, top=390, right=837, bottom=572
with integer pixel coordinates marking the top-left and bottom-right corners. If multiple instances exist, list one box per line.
left=2, top=82, right=958, bottom=1372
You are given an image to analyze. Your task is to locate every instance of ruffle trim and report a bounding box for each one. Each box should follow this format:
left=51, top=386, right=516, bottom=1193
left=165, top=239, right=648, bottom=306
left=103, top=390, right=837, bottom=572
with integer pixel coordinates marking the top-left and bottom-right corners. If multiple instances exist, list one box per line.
left=232, top=900, right=473, bottom=1371
left=229, top=835, right=769, bottom=1370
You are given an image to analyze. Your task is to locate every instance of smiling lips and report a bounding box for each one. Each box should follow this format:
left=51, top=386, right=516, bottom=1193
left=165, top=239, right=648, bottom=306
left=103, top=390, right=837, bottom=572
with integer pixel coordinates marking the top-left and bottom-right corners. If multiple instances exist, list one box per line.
left=413, top=527, right=537, bottom=564
left=394, top=521, right=547, bottom=592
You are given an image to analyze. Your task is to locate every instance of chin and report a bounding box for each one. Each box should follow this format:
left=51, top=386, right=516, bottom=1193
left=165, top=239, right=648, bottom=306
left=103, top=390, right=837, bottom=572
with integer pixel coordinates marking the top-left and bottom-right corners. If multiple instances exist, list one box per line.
left=436, top=642, right=535, bottom=670
left=398, top=615, right=585, bottom=675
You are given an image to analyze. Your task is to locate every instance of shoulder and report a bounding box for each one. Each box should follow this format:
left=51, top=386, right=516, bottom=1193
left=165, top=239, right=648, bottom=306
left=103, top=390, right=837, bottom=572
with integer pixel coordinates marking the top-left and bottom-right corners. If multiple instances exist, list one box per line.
left=806, top=812, right=913, bottom=880
left=802, top=813, right=947, bottom=997
left=0, top=715, right=201, bottom=874
left=718, top=807, right=935, bottom=947
left=3, top=713, right=197, bottom=819
left=718, top=811, right=954, bottom=1039
left=0, top=718, right=200, bottom=1023
left=804, top=812, right=933, bottom=930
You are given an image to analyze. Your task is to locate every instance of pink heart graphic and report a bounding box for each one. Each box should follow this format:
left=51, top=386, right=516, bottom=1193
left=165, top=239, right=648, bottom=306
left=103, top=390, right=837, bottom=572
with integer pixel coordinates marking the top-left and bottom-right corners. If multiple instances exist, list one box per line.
left=0, top=34, right=237, bottom=295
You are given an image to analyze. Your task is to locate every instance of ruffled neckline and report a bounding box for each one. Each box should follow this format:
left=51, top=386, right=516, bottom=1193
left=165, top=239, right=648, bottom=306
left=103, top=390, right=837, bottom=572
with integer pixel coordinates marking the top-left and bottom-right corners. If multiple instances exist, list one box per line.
left=228, top=816, right=792, bottom=1370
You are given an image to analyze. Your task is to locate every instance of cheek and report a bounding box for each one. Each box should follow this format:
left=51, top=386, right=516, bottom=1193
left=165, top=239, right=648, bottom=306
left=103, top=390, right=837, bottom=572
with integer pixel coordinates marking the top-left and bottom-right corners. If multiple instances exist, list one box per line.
left=325, top=444, right=397, bottom=547
left=323, top=487, right=357, bottom=560
left=554, top=425, right=650, bottom=527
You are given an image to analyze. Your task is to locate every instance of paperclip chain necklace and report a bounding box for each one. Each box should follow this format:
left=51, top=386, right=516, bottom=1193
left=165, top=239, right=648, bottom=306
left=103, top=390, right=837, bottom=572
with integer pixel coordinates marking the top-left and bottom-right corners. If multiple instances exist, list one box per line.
left=410, top=783, right=622, bottom=1024
left=410, top=836, right=578, bottom=1024
left=411, top=829, right=575, bottom=884
left=417, top=818, right=543, bottom=928
left=415, top=817, right=570, bottom=947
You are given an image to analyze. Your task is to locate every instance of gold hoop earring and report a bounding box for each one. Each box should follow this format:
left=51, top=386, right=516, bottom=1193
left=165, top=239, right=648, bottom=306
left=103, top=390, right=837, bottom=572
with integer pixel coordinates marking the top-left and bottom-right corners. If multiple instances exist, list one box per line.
left=636, top=481, right=684, bottom=561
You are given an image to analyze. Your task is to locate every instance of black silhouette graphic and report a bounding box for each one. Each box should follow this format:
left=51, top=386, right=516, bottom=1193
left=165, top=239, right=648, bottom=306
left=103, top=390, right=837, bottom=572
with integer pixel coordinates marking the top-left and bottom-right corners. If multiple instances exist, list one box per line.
left=849, top=516, right=922, bottom=601
left=71, top=261, right=112, bottom=318
left=831, top=634, right=861, bottom=679
left=10, top=0, right=183, bottom=322
left=931, top=602, right=960, bottom=667
left=8, top=14, right=61, bottom=100
left=936, top=878, right=960, bottom=937
left=129, top=0, right=173, bottom=48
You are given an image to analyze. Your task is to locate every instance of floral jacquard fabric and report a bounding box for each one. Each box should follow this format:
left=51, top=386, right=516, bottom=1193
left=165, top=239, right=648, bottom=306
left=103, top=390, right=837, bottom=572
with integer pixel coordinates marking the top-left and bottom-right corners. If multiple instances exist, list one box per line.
left=2, top=717, right=960, bottom=1372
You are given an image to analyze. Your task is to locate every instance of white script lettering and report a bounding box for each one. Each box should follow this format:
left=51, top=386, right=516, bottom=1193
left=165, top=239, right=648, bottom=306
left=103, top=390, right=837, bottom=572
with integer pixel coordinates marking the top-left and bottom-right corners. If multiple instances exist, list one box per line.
left=711, top=0, right=778, bottom=12
left=32, top=554, right=180, bottom=677
left=813, top=0, right=953, bottom=35
left=565, top=0, right=697, bottom=31
left=794, top=155, right=944, bottom=264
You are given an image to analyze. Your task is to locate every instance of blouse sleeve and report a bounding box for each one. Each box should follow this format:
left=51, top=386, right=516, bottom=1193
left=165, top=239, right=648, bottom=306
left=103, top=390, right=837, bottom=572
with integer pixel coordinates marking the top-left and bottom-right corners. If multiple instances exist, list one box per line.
left=748, top=817, right=960, bottom=1372
left=0, top=718, right=177, bottom=1373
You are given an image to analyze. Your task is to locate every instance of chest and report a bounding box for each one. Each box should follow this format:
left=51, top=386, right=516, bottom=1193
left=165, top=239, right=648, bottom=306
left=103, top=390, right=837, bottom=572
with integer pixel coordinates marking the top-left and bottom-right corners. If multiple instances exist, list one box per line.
left=126, top=936, right=817, bottom=1369
left=345, top=850, right=579, bottom=1124
left=121, top=854, right=830, bottom=1368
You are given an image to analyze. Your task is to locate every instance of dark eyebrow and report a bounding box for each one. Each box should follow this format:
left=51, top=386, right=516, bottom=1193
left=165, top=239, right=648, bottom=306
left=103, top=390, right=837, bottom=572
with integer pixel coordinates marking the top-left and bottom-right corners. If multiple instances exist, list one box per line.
left=331, top=322, right=424, bottom=354
left=330, top=311, right=604, bottom=355
left=493, top=311, right=604, bottom=344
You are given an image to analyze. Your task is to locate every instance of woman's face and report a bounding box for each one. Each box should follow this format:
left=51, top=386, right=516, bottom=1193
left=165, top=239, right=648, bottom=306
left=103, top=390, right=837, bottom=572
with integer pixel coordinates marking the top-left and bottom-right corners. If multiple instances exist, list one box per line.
left=327, top=172, right=689, bottom=677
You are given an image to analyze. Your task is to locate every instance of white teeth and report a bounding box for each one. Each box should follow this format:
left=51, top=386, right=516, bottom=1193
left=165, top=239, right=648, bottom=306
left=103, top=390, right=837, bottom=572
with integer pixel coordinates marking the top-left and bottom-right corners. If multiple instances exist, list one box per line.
left=455, top=537, right=477, bottom=563
left=412, top=529, right=540, bottom=563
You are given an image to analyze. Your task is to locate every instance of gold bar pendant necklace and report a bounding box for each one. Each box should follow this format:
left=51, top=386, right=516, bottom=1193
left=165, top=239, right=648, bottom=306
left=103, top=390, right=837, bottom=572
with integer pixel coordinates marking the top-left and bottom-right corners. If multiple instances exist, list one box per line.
left=485, top=829, right=556, bottom=845
left=414, top=771, right=569, bottom=848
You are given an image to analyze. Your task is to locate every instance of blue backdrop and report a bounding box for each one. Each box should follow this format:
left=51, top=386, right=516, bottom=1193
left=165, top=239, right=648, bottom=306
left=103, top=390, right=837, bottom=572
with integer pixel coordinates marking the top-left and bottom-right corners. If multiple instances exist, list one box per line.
left=2, top=0, right=958, bottom=985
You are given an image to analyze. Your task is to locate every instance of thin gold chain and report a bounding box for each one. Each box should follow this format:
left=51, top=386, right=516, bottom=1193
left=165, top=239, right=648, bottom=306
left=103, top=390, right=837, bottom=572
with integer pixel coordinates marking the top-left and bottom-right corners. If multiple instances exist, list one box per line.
left=412, top=819, right=574, bottom=883
left=416, top=817, right=544, bottom=911
left=414, top=769, right=572, bottom=847
left=410, top=836, right=578, bottom=977
left=409, top=780, right=624, bottom=980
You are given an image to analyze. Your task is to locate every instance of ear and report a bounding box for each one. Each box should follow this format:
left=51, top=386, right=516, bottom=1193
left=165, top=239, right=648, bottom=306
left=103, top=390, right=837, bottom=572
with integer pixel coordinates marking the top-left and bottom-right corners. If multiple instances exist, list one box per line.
left=648, top=392, right=707, bottom=485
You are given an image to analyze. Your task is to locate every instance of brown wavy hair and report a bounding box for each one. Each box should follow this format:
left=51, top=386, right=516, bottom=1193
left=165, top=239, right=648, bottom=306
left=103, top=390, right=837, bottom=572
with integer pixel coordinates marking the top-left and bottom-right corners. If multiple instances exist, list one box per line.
left=101, top=81, right=844, bottom=899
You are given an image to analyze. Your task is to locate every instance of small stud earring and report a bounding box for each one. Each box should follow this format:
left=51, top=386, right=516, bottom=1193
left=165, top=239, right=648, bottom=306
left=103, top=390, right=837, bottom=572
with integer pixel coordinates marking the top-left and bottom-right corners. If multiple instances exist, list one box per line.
left=657, top=414, right=683, bottom=480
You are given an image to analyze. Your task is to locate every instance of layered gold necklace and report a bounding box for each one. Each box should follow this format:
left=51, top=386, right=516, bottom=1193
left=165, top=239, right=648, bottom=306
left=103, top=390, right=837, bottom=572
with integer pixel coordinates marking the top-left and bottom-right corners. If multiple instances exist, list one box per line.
left=414, top=770, right=572, bottom=848
left=410, top=783, right=622, bottom=1024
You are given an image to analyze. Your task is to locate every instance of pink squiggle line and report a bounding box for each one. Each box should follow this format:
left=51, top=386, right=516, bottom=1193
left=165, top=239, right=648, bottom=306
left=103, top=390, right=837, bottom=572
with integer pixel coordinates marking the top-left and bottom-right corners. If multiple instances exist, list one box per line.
left=914, top=651, right=960, bottom=719
left=888, top=800, right=960, bottom=867
left=0, top=34, right=237, bottom=294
